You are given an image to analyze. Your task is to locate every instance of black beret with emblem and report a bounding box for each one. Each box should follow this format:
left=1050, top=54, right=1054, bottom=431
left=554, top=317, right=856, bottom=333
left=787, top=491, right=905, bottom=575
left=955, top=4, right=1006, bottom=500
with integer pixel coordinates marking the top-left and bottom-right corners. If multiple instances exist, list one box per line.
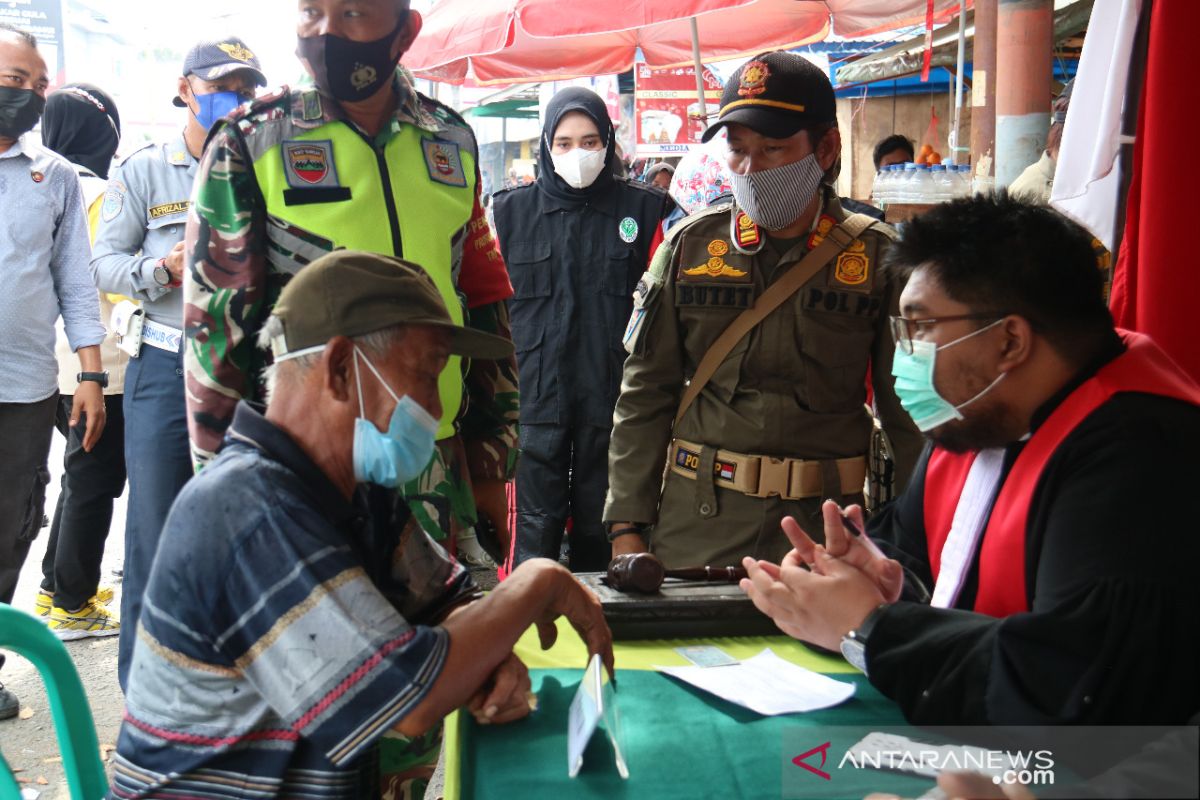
left=172, top=37, right=267, bottom=107
left=701, top=50, right=836, bottom=143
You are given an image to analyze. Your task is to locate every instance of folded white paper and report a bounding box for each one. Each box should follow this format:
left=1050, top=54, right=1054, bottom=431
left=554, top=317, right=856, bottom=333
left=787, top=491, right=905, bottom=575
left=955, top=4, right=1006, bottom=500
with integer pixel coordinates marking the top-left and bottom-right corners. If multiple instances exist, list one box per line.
left=656, top=648, right=856, bottom=716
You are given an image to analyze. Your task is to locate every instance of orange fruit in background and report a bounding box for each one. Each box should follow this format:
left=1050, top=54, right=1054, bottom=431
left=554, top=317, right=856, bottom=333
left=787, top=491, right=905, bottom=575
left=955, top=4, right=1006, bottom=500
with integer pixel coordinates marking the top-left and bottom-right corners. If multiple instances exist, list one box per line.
left=919, top=143, right=934, bottom=157
left=926, top=152, right=942, bottom=165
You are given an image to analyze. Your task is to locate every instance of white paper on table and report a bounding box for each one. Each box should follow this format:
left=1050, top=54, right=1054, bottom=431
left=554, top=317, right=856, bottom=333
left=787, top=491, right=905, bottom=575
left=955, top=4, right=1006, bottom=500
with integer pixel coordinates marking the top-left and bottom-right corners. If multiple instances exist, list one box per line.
left=655, top=648, right=856, bottom=716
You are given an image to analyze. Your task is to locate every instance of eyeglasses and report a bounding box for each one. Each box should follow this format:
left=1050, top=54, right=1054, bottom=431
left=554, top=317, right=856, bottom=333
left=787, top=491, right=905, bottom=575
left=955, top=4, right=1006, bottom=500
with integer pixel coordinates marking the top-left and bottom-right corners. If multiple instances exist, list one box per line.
left=889, top=312, right=1009, bottom=355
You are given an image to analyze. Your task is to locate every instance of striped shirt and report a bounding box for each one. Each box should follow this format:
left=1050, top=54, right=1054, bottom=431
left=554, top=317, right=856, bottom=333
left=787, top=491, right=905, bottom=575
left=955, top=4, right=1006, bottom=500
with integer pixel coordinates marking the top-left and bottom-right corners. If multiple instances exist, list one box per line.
left=110, top=403, right=477, bottom=797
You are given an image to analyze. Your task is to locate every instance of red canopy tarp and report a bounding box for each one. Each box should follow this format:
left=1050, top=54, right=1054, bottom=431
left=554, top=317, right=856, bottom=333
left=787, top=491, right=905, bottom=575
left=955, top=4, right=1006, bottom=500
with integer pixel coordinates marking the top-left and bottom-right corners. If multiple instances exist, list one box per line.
left=406, top=0, right=966, bottom=85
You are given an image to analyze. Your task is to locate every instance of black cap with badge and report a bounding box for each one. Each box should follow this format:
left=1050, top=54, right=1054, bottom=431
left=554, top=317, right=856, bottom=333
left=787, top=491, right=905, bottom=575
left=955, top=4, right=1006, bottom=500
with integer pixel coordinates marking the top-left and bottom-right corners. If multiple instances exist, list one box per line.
left=701, top=50, right=836, bottom=143
left=172, top=37, right=267, bottom=107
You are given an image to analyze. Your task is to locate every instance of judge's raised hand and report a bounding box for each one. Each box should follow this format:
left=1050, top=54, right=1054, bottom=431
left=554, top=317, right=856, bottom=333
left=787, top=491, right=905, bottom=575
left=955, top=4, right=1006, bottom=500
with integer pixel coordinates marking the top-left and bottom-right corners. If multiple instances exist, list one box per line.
left=740, top=547, right=886, bottom=651
left=778, top=502, right=904, bottom=603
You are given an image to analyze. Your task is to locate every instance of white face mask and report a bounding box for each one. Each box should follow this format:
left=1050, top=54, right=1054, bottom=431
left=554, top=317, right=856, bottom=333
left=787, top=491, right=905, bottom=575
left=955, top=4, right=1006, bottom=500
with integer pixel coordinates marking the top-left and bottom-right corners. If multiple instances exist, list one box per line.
left=551, top=147, right=607, bottom=189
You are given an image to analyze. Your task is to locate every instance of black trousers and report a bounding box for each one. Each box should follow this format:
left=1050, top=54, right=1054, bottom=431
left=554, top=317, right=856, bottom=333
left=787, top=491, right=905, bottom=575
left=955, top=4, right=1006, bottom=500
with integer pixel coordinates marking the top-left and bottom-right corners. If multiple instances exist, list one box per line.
left=39, top=394, right=126, bottom=611
left=513, top=423, right=611, bottom=573
left=0, top=395, right=58, bottom=606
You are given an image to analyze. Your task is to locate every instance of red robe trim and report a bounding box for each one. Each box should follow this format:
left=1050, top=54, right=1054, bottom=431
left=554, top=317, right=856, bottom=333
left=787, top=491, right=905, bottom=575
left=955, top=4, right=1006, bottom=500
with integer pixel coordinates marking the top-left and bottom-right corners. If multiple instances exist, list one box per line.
left=923, top=331, right=1200, bottom=617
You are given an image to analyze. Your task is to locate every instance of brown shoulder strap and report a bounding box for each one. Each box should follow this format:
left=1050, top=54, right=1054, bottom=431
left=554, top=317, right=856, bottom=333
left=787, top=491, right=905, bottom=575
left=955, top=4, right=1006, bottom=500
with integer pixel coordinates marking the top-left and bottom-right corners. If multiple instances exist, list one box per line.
left=673, top=213, right=879, bottom=428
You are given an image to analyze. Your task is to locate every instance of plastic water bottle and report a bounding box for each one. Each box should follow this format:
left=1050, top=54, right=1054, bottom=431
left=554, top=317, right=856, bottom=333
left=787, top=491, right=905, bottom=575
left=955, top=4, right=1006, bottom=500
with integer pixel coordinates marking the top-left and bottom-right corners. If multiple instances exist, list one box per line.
left=871, top=168, right=886, bottom=206
left=929, top=164, right=948, bottom=202
left=883, top=164, right=901, bottom=204
left=954, top=164, right=971, bottom=197
left=913, top=164, right=934, bottom=203
left=898, top=162, right=919, bottom=202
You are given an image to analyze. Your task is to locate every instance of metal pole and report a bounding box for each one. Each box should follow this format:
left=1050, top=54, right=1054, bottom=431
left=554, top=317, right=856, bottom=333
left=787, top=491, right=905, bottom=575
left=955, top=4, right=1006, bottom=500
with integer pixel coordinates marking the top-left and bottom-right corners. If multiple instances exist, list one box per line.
left=952, top=5, right=967, bottom=162
left=970, top=0, right=997, bottom=172
left=995, top=0, right=1053, bottom=187
left=690, top=17, right=708, bottom=122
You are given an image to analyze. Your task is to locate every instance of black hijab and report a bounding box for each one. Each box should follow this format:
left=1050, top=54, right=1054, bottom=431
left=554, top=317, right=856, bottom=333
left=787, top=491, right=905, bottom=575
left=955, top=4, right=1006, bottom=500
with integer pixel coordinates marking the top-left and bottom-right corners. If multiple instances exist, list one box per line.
left=41, top=83, right=121, bottom=180
left=536, top=87, right=618, bottom=204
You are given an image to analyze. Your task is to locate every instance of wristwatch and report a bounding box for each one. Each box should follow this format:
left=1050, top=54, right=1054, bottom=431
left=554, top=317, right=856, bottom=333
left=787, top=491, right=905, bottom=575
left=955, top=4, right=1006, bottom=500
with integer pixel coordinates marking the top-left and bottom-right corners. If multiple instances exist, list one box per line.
left=606, top=522, right=646, bottom=542
left=840, top=604, right=887, bottom=676
left=77, top=371, right=109, bottom=389
left=152, top=258, right=172, bottom=287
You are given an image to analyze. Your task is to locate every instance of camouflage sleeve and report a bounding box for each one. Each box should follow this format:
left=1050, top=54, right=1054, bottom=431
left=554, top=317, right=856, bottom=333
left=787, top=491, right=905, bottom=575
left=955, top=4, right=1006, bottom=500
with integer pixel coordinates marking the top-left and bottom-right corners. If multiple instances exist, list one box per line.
left=458, top=300, right=519, bottom=481
left=183, top=121, right=269, bottom=469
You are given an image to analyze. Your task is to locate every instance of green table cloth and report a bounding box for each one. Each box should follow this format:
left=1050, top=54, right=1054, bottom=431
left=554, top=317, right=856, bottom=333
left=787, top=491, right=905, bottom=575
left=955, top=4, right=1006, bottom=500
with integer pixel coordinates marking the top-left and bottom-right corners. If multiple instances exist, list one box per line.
left=444, top=620, right=932, bottom=799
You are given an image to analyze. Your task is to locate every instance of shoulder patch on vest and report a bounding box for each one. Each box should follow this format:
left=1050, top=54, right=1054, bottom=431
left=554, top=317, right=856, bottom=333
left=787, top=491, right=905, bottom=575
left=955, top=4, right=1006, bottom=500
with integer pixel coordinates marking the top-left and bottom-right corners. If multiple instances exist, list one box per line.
left=422, top=138, right=468, bottom=188
left=282, top=140, right=342, bottom=189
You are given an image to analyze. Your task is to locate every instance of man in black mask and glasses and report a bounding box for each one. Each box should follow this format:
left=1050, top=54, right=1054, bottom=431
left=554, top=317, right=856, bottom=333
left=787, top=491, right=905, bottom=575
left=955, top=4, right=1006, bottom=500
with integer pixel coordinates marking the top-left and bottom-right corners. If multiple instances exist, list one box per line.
left=183, top=1, right=518, bottom=792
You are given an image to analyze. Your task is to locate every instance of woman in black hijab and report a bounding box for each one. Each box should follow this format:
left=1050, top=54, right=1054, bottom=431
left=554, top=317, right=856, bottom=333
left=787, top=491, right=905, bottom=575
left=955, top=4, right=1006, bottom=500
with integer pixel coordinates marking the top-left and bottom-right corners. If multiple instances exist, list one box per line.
left=41, top=83, right=120, bottom=179
left=492, top=86, right=673, bottom=573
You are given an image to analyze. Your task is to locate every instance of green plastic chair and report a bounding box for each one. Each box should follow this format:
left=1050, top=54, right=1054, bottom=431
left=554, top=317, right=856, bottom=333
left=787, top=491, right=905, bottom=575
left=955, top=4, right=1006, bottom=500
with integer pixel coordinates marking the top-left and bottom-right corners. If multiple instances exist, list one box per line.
left=0, top=604, right=107, bottom=800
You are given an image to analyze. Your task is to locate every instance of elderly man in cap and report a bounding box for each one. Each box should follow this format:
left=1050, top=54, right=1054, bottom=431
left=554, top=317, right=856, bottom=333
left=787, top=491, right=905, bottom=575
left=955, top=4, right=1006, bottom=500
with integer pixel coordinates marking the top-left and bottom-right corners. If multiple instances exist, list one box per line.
left=91, top=36, right=266, bottom=689
left=606, top=50, right=922, bottom=569
left=110, top=251, right=612, bottom=796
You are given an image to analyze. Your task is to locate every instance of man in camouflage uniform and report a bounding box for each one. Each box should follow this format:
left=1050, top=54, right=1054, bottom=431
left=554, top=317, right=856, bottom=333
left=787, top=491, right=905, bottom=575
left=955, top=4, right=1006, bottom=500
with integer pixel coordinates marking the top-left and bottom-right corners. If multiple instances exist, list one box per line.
left=182, top=1, right=517, bottom=794
left=606, top=52, right=923, bottom=570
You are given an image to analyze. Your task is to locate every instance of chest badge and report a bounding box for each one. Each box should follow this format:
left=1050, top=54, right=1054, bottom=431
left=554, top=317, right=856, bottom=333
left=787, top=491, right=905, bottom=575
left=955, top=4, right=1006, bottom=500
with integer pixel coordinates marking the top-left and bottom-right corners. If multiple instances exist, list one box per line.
left=422, top=138, right=468, bottom=188
left=31, top=171, right=44, bottom=183
left=619, top=217, right=639, bottom=243
left=283, top=140, right=341, bottom=189
left=683, top=239, right=748, bottom=280
left=834, top=245, right=870, bottom=287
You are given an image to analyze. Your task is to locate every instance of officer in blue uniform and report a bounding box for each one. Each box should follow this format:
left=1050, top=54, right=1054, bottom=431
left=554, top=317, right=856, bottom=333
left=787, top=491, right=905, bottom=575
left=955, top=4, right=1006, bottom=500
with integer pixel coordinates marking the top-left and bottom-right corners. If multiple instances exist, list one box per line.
left=90, top=37, right=265, bottom=691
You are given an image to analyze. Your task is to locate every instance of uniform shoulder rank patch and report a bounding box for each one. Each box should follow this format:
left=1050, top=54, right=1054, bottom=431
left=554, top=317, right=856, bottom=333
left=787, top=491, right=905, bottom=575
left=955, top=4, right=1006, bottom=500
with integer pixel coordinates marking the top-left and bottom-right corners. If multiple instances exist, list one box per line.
left=422, top=137, right=468, bottom=188
left=734, top=211, right=760, bottom=250
left=101, top=180, right=126, bottom=223
left=283, top=140, right=341, bottom=189
left=807, top=214, right=839, bottom=249
left=834, top=242, right=870, bottom=287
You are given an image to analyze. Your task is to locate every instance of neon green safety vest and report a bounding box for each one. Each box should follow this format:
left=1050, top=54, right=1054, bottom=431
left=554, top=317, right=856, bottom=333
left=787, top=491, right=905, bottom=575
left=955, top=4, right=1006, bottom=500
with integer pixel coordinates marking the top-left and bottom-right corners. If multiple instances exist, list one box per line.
left=244, top=90, right=478, bottom=441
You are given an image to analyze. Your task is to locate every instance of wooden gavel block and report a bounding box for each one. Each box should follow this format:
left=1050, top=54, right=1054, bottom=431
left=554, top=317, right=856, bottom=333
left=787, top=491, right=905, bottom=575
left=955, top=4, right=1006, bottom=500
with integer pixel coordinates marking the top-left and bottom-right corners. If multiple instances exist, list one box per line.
left=606, top=553, right=748, bottom=593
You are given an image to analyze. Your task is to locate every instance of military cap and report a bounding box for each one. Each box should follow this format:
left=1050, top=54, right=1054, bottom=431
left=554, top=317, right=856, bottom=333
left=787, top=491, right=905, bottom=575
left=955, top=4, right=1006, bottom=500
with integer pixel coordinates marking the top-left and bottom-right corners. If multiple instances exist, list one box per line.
left=172, top=37, right=267, bottom=107
left=269, top=251, right=513, bottom=361
left=701, top=50, right=836, bottom=142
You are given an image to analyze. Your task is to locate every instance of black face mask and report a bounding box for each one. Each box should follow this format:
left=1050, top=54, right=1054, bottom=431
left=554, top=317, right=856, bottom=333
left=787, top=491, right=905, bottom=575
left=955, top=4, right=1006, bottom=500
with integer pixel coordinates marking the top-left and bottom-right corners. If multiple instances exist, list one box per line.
left=297, top=15, right=407, bottom=103
left=0, top=87, right=46, bottom=140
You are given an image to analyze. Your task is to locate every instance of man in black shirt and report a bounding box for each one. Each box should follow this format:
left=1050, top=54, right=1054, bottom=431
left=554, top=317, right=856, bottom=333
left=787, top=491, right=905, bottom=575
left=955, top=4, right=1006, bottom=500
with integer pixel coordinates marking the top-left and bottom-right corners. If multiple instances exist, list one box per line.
left=740, top=193, right=1200, bottom=726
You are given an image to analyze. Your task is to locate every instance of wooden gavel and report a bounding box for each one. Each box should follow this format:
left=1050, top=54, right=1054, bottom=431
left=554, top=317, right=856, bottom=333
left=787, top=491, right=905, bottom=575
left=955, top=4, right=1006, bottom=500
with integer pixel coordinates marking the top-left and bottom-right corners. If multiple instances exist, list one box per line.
left=606, top=553, right=748, bottom=593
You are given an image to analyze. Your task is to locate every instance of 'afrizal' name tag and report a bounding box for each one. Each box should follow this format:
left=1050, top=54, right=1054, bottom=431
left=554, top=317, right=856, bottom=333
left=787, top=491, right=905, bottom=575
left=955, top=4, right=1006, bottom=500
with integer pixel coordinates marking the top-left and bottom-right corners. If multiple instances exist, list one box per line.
left=422, top=138, right=468, bottom=188
left=283, top=140, right=342, bottom=190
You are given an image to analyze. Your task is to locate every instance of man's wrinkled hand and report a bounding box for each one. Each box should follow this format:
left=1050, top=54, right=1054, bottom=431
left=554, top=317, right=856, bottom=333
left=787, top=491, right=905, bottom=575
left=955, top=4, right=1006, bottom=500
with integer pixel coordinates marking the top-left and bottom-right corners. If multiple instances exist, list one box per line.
left=537, top=564, right=615, bottom=678
left=466, top=651, right=533, bottom=725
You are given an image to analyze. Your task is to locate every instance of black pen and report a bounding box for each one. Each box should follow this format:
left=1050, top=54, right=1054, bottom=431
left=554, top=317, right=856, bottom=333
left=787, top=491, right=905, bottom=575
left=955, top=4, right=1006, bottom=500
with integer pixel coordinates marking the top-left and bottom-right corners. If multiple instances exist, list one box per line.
left=838, top=512, right=886, bottom=559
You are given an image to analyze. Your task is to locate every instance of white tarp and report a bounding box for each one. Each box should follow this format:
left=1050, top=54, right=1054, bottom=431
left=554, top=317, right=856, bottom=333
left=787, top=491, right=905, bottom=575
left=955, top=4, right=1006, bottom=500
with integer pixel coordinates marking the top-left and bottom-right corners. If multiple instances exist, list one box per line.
left=1049, top=0, right=1143, bottom=251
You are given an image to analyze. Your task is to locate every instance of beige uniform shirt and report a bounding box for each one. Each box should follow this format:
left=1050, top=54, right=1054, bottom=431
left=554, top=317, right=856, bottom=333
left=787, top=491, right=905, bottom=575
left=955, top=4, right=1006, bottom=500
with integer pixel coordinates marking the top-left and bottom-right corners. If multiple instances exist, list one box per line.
left=605, top=189, right=923, bottom=567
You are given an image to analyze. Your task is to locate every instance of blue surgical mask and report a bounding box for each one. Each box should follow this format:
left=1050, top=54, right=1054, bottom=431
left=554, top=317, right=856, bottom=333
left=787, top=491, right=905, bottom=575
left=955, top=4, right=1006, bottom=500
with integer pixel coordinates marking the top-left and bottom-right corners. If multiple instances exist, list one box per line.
left=891, top=320, right=1006, bottom=432
left=191, top=90, right=243, bottom=132
left=351, top=347, right=438, bottom=488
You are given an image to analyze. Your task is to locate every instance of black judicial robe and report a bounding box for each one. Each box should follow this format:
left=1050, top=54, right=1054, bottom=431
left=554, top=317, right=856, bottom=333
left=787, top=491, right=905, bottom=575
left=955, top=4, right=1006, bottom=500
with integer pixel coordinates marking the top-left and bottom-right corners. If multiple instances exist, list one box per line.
left=863, top=343, right=1200, bottom=725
